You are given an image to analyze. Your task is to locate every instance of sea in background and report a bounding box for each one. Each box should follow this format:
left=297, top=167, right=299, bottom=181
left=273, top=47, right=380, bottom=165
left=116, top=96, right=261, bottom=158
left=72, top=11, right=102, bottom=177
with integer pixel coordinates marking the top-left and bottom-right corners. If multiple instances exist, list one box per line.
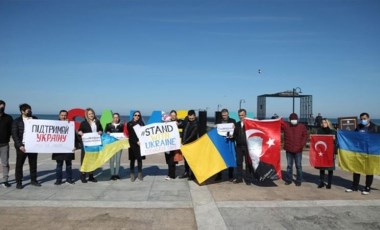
left=9, top=114, right=380, bottom=127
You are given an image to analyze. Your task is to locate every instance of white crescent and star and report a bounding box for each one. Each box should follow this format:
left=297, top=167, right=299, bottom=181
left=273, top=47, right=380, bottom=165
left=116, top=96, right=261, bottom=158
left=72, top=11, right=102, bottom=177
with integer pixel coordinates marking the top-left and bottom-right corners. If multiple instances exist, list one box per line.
left=246, top=129, right=275, bottom=148
left=314, top=141, right=327, bottom=157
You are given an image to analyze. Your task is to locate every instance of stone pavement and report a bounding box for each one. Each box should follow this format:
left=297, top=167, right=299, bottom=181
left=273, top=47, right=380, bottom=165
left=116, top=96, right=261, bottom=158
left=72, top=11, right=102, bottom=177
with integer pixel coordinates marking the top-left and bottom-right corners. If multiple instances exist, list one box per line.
left=0, top=146, right=379, bottom=230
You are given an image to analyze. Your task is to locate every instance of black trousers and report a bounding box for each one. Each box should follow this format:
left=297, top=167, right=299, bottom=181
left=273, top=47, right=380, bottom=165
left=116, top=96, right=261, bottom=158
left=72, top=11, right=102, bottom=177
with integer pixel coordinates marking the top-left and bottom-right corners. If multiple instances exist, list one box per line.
left=319, top=170, right=333, bottom=185
left=15, top=149, right=38, bottom=183
left=235, top=145, right=253, bottom=180
left=352, top=173, right=373, bottom=189
left=165, top=151, right=176, bottom=178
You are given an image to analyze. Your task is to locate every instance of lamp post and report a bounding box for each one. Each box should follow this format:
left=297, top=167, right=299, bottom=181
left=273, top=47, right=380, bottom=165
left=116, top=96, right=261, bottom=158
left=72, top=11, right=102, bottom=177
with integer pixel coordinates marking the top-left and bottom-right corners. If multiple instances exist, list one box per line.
left=292, top=87, right=302, bottom=113
left=239, top=99, right=245, bottom=110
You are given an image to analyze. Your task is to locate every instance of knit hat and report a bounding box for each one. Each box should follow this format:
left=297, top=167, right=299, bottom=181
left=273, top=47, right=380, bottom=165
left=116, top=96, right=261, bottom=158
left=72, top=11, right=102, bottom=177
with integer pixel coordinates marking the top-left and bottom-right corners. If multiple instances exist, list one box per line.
left=289, top=113, right=298, bottom=120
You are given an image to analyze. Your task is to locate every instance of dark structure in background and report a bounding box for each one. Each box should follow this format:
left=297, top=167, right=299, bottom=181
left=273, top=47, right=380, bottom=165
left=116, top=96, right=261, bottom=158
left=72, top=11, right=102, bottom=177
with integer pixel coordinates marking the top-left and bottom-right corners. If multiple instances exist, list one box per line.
left=198, top=110, right=207, bottom=136
left=257, top=90, right=313, bottom=123
left=214, top=111, right=222, bottom=124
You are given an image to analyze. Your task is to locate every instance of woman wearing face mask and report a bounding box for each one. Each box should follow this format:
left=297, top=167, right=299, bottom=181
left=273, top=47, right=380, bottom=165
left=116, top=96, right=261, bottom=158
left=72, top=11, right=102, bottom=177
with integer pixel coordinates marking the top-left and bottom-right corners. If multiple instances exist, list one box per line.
left=281, top=113, right=308, bottom=186
left=127, top=111, right=145, bottom=182
left=345, top=112, right=379, bottom=195
left=316, top=118, right=337, bottom=189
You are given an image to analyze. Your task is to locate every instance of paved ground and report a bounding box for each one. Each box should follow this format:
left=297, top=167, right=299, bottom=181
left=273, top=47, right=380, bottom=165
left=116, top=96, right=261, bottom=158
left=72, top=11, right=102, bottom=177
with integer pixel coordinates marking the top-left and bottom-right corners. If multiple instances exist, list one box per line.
left=0, top=145, right=379, bottom=230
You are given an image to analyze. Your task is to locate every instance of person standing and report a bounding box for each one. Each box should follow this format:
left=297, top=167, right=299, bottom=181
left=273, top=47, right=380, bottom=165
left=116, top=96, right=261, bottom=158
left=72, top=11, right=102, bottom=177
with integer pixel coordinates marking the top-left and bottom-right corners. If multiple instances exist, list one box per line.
left=0, top=100, right=13, bottom=188
left=282, top=113, right=308, bottom=186
left=316, top=118, right=336, bottom=189
left=215, top=108, right=236, bottom=181
left=179, top=110, right=198, bottom=180
left=164, top=110, right=183, bottom=180
left=105, top=112, right=124, bottom=180
left=232, top=109, right=253, bottom=184
left=78, top=108, right=103, bottom=183
left=52, top=110, right=78, bottom=185
left=127, top=111, right=145, bottom=182
left=345, top=112, right=379, bottom=195
left=11, top=103, right=41, bottom=189
left=314, top=113, right=323, bottom=127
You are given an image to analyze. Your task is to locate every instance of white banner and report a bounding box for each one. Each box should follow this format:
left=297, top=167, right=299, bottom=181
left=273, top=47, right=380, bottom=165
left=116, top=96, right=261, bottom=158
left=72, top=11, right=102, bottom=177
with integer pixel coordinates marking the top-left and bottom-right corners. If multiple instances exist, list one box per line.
left=82, top=133, right=102, bottom=146
left=134, top=122, right=181, bottom=156
left=217, top=123, right=235, bottom=136
left=109, top=132, right=128, bottom=140
left=24, top=119, right=75, bottom=153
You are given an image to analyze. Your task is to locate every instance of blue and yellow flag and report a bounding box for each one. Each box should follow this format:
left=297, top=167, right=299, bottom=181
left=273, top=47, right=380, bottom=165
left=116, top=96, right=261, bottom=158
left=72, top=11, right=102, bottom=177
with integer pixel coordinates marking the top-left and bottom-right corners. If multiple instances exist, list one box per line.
left=338, top=130, right=380, bottom=175
left=81, top=134, right=129, bottom=172
left=181, top=128, right=236, bottom=183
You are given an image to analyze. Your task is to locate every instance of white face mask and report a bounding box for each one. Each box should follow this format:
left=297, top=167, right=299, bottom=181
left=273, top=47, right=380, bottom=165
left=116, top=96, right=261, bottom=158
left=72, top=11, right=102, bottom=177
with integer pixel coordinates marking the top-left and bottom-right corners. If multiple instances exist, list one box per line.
left=290, top=120, right=298, bottom=125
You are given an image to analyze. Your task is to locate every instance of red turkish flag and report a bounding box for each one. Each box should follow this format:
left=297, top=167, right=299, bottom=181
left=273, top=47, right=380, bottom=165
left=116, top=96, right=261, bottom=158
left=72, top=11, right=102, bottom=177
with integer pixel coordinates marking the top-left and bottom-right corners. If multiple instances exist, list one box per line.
left=309, top=135, right=334, bottom=167
left=244, top=118, right=282, bottom=181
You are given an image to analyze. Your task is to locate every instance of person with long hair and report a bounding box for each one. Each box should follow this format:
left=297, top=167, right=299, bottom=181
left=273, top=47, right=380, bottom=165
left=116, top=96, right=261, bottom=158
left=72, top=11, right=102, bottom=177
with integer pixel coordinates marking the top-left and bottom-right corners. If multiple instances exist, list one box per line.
left=105, top=112, right=124, bottom=180
left=127, top=111, right=145, bottom=182
left=316, top=118, right=336, bottom=189
left=78, top=108, right=103, bottom=183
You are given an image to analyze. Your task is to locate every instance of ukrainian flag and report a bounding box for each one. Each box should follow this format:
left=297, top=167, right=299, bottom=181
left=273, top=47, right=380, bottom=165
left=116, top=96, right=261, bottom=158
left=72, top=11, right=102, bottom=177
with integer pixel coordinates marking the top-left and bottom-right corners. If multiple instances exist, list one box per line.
left=338, top=130, right=380, bottom=175
left=81, top=134, right=130, bottom=172
left=181, top=128, right=236, bottom=183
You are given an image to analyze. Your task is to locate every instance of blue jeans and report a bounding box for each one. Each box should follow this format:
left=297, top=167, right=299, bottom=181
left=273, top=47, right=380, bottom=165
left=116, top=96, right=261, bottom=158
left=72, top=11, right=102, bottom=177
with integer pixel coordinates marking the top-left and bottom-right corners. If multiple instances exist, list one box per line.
left=286, top=152, right=302, bottom=183
left=56, top=160, right=72, bottom=181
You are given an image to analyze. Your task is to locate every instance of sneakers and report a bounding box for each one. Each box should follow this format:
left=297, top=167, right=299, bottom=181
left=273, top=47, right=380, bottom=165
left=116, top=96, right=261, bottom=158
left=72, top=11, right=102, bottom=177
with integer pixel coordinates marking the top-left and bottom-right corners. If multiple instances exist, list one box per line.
left=2, top=182, right=11, bottom=188
left=54, top=180, right=62, bottom=185
left=137, top=172, right=143, bottom=181
left=165, top=176, right=172, bottom=181
left=66, top=179, right=75, bottom=184
left=345, top=187, right=358, bottom=193
left=295, top=182, right=302, bottom=187
left=362, top=187, right=371, bottom=195
left=232, top=178, right=243, bottom=184
left=284, top=181, right=292, bottom=185
left=130, top=173, right=136, bottom=182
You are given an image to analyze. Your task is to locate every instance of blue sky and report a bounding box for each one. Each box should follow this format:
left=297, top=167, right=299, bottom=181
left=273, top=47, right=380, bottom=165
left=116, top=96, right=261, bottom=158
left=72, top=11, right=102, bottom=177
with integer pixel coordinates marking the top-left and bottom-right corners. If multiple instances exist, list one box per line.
left=1, top=0, right=379, bottom=119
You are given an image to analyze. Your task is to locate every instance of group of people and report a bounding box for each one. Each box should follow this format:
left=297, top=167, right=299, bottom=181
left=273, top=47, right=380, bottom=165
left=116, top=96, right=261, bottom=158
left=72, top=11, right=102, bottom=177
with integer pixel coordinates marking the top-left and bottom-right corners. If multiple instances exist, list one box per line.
left=0, top=100, right=378, bottom=195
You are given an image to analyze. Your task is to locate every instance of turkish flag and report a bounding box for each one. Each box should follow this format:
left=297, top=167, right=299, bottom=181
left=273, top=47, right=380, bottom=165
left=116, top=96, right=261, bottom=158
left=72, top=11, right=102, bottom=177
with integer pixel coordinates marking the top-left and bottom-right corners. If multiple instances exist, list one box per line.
left=309, top=135, right=334, bottom=167
left=244, top=118, right=282, bottom=181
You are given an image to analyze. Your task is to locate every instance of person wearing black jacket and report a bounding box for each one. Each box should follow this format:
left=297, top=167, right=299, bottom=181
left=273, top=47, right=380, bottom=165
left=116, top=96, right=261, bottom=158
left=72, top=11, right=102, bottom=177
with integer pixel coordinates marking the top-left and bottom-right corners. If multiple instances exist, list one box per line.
left=0, top=100, right=13, bottom=188
left=232, top=109, right=253, bottom=184
left=105, top=112, right=124, bottom=180
left=345, top=112, right=379, bottom=195
left=52, top=110, right=80, bottom=185
left=179, top=110, right=199, bottom=180
left=11, top=103, right=41, bottom=189
left=127, top=111, right=145, bottom=182
left=78, top=108, right=103, bottom=183
left=215, top=108, right=236, bottom=182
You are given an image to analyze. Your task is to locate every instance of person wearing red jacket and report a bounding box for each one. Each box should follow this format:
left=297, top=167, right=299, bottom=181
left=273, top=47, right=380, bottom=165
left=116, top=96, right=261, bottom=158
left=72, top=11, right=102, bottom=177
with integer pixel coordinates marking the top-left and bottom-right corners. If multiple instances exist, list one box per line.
left=281, top=113, right=308, bottom=186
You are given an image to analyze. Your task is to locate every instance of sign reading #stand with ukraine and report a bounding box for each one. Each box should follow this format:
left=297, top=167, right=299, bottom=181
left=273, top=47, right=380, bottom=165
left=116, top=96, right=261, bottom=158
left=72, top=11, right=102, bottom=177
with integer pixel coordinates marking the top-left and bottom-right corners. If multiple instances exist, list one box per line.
left=134, top=122, right=181, bottom=156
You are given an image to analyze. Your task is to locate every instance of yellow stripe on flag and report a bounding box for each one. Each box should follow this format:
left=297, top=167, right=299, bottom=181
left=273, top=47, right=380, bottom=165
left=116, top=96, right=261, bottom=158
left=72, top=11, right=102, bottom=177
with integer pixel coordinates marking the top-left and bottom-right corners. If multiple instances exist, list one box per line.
left=81, top=139, right=129, bottom=172
left=181, top=135, right=227, bottom=183
left=338, top=149, right=380, bottom=175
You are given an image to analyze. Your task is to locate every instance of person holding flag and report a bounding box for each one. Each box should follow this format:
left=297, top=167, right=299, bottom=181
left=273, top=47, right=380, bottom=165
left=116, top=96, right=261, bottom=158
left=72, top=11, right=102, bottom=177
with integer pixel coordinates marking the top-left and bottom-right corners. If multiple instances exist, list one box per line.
left=78, top=108, right=103, bottom=183
left=315, top=118, right=336, bottom=189
left=105, top=112, right=124, bottom=180
left=345, top=112, right=379, bottom=195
